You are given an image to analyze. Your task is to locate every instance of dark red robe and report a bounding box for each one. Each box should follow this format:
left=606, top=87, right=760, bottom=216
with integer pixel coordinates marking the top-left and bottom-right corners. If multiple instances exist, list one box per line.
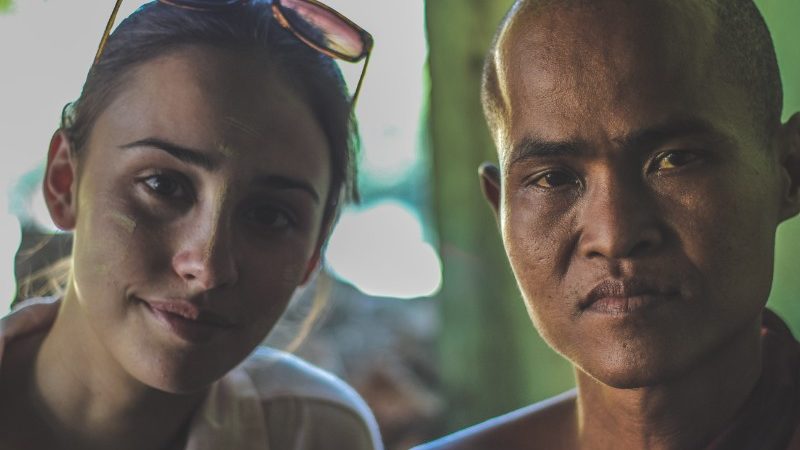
left=706, top=310, right=800, bottom=450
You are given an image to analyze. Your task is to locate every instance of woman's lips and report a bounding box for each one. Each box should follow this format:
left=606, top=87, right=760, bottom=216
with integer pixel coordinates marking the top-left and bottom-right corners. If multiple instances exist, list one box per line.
left=138, top=298, right=235, bottom=343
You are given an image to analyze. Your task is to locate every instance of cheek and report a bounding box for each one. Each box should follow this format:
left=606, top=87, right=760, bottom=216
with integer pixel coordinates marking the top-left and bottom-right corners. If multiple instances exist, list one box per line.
left=501, top=192, right=572, bottom=296
left=501, top=194, right=577, bottom=342
left=72, top=192, right=149, bottom=297
left=672, top=176, right=777, bottom=311
left=237, top=241, right=313, bottom=323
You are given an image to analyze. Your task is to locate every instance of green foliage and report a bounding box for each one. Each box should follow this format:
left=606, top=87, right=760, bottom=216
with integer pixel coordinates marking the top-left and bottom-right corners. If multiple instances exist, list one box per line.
left=0, top=0, right=13, bottom=14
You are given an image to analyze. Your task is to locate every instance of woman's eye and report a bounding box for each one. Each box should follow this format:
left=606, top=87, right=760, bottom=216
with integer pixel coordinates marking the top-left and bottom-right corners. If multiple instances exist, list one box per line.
left=651, top=151, right=700, bottom=172
left=530, top=170, right=579, bottom=189
left=142, top=174, right=186, bottom=197
left=246, top=206, right=293, bottom=230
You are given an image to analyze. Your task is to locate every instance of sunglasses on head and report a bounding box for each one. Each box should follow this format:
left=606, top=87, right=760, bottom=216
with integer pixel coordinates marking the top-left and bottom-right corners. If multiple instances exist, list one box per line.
left=95, top=0, right=374, bottom=106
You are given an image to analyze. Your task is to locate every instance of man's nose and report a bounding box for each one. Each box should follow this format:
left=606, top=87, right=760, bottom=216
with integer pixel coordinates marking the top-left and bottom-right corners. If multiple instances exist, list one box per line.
left=576, top=176, right=664, bottom=260
left=171, top=211, right=239, bottom=291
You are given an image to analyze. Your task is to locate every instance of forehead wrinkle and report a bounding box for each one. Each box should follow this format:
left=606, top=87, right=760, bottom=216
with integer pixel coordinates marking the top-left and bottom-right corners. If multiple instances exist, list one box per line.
left=224, top=116, right=263, bottom=142
left=218, top=116, right=265, bottom=158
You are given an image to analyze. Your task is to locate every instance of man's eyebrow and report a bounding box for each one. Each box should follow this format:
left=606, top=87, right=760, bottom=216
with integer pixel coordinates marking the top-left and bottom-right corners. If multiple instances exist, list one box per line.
left=254, top=175, right=320, bottom=203
left=507, top=117, right=735, bottom=168
left=120, top=138, right=218, bottom=171
left=508, top=137, right=588, bottom=167
left=616, top=117, right=735, bottom=151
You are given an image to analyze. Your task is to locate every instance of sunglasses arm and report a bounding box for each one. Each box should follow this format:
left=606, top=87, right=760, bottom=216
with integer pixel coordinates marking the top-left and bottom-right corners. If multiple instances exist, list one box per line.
left=351, top=49, right=371, bottom=108
left=95, top=0, right=125, bottom=64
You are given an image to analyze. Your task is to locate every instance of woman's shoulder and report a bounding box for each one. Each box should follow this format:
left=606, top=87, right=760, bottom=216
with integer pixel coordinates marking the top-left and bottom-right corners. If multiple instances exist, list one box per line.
left=0, top=297, right=60, bottom=363
left=226, top=346, right=383, bottom=449
left=412, top=389, right=578, bottom=450
left=236, top=347, right=368, bottom=409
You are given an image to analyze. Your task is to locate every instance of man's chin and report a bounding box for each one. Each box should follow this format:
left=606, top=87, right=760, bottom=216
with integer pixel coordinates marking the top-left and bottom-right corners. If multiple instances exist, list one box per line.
left=574, top=354, right=690, bottom=390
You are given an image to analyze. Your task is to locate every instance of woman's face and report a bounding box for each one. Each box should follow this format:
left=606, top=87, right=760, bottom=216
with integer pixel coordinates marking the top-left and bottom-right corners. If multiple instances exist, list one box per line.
left=64, top=46, right=331, bottom=393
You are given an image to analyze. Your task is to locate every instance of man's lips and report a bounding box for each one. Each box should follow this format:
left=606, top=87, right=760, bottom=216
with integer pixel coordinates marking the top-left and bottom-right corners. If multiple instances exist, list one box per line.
left=580, top=279, right=679, bottom=314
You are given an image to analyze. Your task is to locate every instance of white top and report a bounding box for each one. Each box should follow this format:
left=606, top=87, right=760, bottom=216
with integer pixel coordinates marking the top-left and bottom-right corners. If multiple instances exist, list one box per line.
left=0, top=297, right=384, bottom=450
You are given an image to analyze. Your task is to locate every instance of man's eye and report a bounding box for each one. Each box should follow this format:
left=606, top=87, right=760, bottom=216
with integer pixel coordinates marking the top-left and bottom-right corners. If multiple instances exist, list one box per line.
left=530, top=170, right=579, bottom=189
left=246, top=206, right=293, bottom=230
left=651, top=151, right=700, bottom=172
left=142, top=174, right=186, bottom=197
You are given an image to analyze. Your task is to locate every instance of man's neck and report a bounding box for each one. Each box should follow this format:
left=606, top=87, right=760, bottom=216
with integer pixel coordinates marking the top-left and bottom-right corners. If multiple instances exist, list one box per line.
left=31, top=290, right=205, bottom=450
left=575, top=316, right=763, bottom=450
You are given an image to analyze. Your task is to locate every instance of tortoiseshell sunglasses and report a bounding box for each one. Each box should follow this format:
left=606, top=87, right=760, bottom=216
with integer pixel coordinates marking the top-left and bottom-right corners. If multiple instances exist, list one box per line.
left=94, top=0, right=374, bottom=106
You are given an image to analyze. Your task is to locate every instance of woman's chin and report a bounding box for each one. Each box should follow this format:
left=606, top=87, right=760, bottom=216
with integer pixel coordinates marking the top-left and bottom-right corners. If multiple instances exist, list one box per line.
left=135, top=364, right=219, bottom=395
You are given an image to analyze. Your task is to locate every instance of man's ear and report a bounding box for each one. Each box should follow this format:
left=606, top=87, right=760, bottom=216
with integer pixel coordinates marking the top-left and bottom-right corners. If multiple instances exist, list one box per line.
left=777, top=112, right=800, bottom=222
left=44, top=130, right=78, bottom=231
left=479, top=162, right=502, bottom=223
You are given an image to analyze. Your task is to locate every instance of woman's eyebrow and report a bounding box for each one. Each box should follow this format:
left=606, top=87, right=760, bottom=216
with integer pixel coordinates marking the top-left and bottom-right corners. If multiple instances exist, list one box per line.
left=121, top=138, right=320, bottom=202
left=253, top=175, right=320, bottom=203
left=120, top=138, right=218, bottom=171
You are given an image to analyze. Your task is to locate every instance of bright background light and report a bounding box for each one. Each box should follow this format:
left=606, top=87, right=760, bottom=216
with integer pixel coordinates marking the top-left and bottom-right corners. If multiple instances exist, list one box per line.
left=326, top=201, right=441, bottom=299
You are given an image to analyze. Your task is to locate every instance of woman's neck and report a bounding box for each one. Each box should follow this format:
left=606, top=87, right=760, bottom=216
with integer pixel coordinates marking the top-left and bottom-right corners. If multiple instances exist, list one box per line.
left=574, top=316, right=763, bottom=450
left=31, top=291, right=206, bottom=450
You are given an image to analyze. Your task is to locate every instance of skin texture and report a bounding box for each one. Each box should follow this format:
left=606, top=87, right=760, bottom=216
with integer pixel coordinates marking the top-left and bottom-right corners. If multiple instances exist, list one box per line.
left=417, top=1, right=800, bottom=449
left=0, top=45, right=331, bottom=450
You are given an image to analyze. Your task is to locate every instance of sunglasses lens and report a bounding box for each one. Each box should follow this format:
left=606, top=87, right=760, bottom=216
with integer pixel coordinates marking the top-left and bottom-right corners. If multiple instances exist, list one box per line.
left=278, top=0, right=367, bottom=60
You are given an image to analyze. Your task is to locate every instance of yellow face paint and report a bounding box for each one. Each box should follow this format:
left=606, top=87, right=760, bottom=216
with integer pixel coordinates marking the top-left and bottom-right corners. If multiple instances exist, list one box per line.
left=216, top=141, right=236, bottom=158
left=109, top=212, right=136, bottom=235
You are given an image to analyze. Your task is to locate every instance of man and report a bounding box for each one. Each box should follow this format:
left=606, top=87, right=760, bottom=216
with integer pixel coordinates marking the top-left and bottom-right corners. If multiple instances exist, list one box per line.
left=417, top=0, right=800, bottom=448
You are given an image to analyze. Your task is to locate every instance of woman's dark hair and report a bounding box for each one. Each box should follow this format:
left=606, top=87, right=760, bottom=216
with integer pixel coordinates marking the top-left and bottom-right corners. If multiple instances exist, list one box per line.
left=61, top=0, right=359, bottom=234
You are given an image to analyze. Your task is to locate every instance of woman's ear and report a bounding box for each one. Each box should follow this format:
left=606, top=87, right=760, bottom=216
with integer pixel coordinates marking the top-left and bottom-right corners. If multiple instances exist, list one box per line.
left=778, top=112, right=800, bottom=222
left=479, top=162, right=502, bottom=223
left=44, top=130, right=78, bottom=231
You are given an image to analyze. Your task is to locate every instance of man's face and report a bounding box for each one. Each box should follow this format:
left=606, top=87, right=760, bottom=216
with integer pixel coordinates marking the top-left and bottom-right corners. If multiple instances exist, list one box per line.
left=488, top=1, right=789, bottom=387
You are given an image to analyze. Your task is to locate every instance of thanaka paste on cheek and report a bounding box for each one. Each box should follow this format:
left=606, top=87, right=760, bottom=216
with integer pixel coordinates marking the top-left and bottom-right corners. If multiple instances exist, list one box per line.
left=201, top=179, right=232, bottom=263
left=109, top=212, right=137, bottom=235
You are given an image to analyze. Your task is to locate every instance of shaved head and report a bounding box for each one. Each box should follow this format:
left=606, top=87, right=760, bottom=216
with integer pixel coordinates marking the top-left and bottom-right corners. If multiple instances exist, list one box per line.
left=482, top=0, right=783, bottom=148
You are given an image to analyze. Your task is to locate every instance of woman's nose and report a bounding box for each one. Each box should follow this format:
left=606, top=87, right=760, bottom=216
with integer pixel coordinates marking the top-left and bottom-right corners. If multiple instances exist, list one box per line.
left=171, top=211, right=239, bottom=292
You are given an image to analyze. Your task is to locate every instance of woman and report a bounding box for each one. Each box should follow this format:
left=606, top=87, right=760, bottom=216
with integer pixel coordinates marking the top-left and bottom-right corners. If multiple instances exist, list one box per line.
left=0, top=1, right=382, bottom=449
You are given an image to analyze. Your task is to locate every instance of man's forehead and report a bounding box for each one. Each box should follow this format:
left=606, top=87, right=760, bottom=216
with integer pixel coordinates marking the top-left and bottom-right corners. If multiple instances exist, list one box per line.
left=496, top=0, right=719, bottom=99
left=491, top=0, right=725, bottom=155
left=499, top=0, right=717, bottom=49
